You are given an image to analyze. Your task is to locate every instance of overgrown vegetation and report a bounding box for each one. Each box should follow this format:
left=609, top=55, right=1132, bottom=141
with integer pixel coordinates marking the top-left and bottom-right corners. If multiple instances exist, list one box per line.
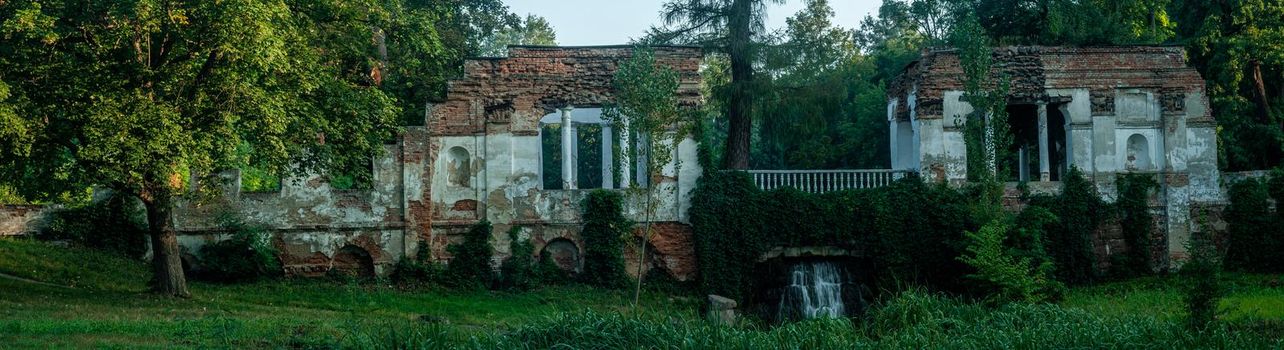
left=191, top=213, right=282, bottom=283
left=1026, top=168, right=1112, bottom=285
left=1224, top=172, right=1284, bottom=272
left=1182, top=226, right=1226, bottom=330
left=1116, top=173, right=1159, bottom=276
left=579, top=190, right=632, bottom=289
left=39, top=193, right=147, bottom=259
left=689, top=171, right=976, bottom=302
left=446, top=220, right=497, bottom=290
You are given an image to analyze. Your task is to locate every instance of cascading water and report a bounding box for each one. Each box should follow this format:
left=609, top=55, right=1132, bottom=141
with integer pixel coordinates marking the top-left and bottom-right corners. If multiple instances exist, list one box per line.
left=777, top=261, right=846, bottom=320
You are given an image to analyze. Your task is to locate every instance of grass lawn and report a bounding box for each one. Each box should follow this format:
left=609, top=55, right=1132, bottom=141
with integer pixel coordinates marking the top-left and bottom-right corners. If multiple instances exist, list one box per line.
left=2, top=238, right=1282, bottom=348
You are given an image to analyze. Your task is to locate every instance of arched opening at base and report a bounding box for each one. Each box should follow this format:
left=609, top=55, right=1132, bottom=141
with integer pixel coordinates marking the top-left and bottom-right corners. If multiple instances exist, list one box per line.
left=331, top=245, right=376, bottom=278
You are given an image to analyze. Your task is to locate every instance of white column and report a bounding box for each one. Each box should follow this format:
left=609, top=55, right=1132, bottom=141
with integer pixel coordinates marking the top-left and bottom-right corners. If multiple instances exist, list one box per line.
left=601, top=125, right=614, bottom=189
left=1038, top=103, right=1050, bottom=182
left=618, top=118, right=632, bottom=189
left=560, top=106, right=575, bottom=189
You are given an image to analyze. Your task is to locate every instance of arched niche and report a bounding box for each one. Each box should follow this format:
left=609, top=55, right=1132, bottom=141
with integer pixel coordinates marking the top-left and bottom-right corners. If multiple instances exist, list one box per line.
left=446, top=146, right=471, bottom=188
left=331, top=245, right=376, bottom=278
left=1126, top=134, right=1151, bottom=171
left=540, top=238, right=581, bottom=273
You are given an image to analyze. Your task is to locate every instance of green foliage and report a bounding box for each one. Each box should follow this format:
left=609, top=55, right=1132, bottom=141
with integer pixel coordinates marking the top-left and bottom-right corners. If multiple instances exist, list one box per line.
left=1116, top=174, right=1160, bottom=277
left=958, top=217, right=1064, bottom=304
left=446, top=220, right=497, bottom=290
left=390, top=245, right=446, bottom=289
left=952, top=13, right=1014, bottom=182
left=476, top=14, right=558, bottom=57
left=193, top=214, right=281, bottom=283
left=39, top=193, right=148, bottom=259
left=1181, top=228, right=1226, bottom=330
left=690, top=171, right=976, bottom=301
left=579, top=190, right=632, bottom=289
left=498, top=227, right=540, bottom=291
left=1224, top=177, right=1283, bottom=272
left=1027, top=168, right=1109, bottom=285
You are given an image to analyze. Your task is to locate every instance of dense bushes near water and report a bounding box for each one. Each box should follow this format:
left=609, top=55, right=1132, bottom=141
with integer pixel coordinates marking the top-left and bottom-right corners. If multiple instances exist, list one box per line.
left=689, top=171, right=978, bottom=301
left=690, top=168, right=1176, bottom=304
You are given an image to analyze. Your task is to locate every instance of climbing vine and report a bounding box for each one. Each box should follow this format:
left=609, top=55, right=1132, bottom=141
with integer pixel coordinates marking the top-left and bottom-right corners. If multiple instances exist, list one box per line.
left=689, top=171, right=978, bottom=302
left=1115, top=173, right=1158, bottom=276
left=580, top=190, right=632, bottom=289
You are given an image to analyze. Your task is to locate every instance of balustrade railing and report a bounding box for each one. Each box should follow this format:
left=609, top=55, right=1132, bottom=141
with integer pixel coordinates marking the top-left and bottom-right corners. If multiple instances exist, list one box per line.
left=742, top=169, right=915, bottom=193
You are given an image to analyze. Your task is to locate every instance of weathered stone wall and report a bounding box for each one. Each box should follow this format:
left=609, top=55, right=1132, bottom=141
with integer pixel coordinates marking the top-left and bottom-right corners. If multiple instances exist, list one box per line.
left=171, top=45, right=705, bottom=280
left=889, top=46, right=1217, bottom=268
left=0, top=205, right=50, bottom=236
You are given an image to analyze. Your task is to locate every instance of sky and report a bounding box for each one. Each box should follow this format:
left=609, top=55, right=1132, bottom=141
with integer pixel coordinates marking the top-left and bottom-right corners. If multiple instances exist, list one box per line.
left=503, top=0, right=883, bottom=46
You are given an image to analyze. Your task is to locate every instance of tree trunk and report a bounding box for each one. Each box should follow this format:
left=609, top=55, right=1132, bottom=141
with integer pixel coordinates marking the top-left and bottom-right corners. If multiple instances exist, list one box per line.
left=722, top=0, right=754, bottom=170
left=144, top=192, right=191, bottom=298
left=1250, top=60, right=1272, bottom=125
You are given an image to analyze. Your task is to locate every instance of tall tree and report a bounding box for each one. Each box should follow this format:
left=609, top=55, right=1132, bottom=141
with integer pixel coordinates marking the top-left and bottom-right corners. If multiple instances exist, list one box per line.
left=648, top=0, right=784, bottom=170
left=0, top=0, right=450, bottom=296
left=477, top=14, right=558, bottom=57
left=1174, top=0, right=1284, bottom=169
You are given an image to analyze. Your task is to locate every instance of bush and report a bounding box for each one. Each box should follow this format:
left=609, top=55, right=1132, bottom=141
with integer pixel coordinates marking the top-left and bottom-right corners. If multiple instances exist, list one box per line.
left=498, top=227, right=540, bottom=291
left=1224, top=178, right=1281, bottom=272
left=193, top=214, right=281, bottom=283
left=445, top=220, right=496, bottom=289
left=958, top=217, right=1063, bottom=304
left=1181, top=229, right=1225, bottom=330
left=1116, top=173, right=1158, bottom=277
left=1028, top=167, right=1109, bottom=285
left=390, top=249, right=446, bottom=289
left=579, top=190, right=632, bottom=289
left=40, top=193, right=147, bottom=259
left=689, top=171, right=976, bottom=302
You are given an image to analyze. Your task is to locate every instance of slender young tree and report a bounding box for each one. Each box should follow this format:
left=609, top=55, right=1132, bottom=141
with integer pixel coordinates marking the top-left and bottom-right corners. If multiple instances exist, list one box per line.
left=603, top=47, right=691, bottom=306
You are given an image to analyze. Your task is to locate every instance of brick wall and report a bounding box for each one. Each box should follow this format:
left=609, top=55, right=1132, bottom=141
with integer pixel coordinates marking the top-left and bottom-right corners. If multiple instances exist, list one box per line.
left=0, top=205, right=49, bottom=236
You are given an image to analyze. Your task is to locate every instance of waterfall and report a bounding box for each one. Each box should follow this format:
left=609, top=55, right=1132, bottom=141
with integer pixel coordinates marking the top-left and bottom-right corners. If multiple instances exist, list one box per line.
left=778, top=261, right=846, bottom=320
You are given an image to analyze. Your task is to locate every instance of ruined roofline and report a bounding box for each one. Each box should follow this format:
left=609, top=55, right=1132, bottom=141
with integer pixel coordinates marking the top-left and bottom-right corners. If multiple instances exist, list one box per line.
left=899, top=45, right=1191, bottom=73
left=466, top=44, right=704, bottom=60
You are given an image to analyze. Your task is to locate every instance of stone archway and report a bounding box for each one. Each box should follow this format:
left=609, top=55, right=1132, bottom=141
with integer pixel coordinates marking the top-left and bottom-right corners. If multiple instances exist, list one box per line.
left=540, top=238, right=581, bottom=273
left=331, top=245, right=376, bottom=278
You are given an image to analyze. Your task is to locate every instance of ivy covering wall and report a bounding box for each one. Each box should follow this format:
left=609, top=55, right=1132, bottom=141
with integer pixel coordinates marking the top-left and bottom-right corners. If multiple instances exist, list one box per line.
left=689, top=171, right=978, bottom=302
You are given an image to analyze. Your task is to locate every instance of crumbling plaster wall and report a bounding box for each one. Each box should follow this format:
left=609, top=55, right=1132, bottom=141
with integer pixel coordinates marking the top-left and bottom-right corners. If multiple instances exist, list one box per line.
left=887, top=46, right=1218, bottom=267
left=423, top=46, right=705, bottom=280
left=172, top=46, right=705, bottom=279
left=175, top=140, right=416, bottom=277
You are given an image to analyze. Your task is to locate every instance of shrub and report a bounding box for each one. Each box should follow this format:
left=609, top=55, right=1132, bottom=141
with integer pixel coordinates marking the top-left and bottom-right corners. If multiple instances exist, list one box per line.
left=579, top=190, right=632, bottom=289
left=1028, top=167, right=1108, bottom=285
left=1181, top=229, right=1225, bottom=330
left=390, top=249, right=446, bottom=289
left=40, top=193, right=147, bottom=259
left=193, top=214, right=281, bottom=283
left=446, top=220, right=496, bottom=289
left=1224, top=178, right=1281, bottom=272
left=689, top=171, right=976, bottom=302
left=498, top=227, right=540, bottom=291
left=1115, top=173, right=1158, bottom=277
left=958, top=217, right=1063, bottom=304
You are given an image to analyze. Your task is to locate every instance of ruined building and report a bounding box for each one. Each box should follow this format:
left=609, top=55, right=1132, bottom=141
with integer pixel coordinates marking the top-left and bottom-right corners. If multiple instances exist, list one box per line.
left=887, top=46, right=1220, bottom=266
left=172, top=46, right=705, bottom=278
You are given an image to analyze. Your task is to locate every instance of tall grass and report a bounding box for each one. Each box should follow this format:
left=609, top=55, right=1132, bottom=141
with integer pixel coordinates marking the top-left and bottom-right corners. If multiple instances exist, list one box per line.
left=344, top=289, right=1282, bottom=349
